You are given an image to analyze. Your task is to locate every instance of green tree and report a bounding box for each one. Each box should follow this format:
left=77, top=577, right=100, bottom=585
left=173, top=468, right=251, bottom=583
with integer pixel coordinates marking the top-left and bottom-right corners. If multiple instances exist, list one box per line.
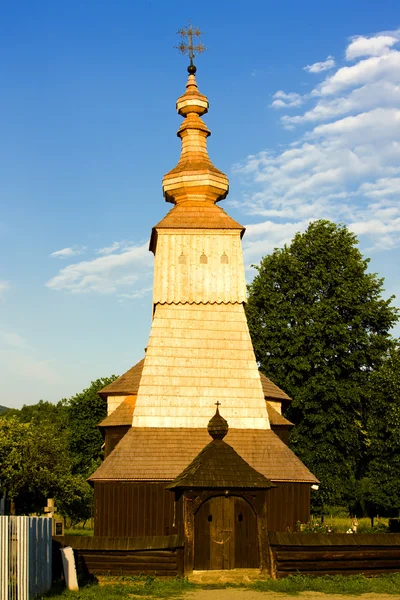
left=6, top=399, right=66, bottom=427
left=358, top=346, right=400, bottom=518
left=0, top=416, right=72, bottom=514
left=0, top=416, right=28, bottom=501
left=246, top=220, right=399, bottom=509
left=64, top=376, right=117, bottom=476
left=0, top=375, right=116, bottom=517
left=56, top=474, right=94, bottom=527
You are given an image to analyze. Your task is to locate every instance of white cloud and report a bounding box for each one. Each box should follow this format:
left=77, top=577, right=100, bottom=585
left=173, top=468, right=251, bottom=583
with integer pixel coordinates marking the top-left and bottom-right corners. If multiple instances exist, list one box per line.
left=360, top=177, right=400, bottom=198
left=318, top=52, right=400, bottom=97
left=50, top=246, right=86, bottom=259
left=282, top=81, right=400, bottom=127
left=0, top=280, right=10, bottom=299
left=242, top=220, right=309, bottom=268
left=232, top=29, right=400, bottom=255
left=96, top=241, right=125, bottom=255
left=304, top=55, right=335, bottom=73
left=271, top=91, right=303, bottom=109
left=346, top=34, right=399, bottom=60
left=118, top=287, right=153, bottom=301
left=47, top=241, right=153, bottom=295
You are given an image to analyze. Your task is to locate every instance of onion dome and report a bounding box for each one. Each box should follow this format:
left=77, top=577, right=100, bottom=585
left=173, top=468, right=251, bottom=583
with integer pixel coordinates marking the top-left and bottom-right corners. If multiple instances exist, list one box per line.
left=207, top=404, right=229, bottom=440
left=162, top=71, right=229, bottom=205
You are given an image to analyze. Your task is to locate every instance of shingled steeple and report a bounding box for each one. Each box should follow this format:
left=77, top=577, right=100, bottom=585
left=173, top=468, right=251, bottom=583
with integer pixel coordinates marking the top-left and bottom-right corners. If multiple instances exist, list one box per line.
left=131, top=63, right=271, bottom=429
left=162, top=70, right=229, bottom=206
left=150, top=69, right=243, bottom=253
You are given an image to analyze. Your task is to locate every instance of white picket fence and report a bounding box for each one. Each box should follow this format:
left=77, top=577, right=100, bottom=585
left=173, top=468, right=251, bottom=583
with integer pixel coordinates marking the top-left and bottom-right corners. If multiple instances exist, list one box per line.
left=0, top=516, right=52, bottom=600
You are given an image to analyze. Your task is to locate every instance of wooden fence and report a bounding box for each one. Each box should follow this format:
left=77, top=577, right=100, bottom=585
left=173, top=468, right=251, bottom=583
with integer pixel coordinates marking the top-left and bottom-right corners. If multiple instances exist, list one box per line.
left=53, top=534, right=184, bottom=577
left=0, top=516, right=52, bottom=600
left=53, top=531, right=400, bottom=579
left=268, top=532, right=400, bottom=578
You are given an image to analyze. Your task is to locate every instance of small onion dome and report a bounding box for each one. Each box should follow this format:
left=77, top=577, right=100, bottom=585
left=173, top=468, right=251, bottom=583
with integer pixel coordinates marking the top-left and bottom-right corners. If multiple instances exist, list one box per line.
left=176, top=72, right=209, bottom=117
left=207, top=405, right=229, bottom=440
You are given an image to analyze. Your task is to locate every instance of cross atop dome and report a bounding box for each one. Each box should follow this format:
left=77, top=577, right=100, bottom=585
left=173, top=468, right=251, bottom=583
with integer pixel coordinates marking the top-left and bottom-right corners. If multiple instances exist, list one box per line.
left=176, top=22, right=206, bottom=73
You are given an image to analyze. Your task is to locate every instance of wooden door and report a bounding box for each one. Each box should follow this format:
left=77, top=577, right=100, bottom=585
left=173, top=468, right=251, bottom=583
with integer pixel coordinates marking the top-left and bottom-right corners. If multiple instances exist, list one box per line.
left=234, top=497, right=259, bottom=568
left=194, top=496, right=258, bottom=570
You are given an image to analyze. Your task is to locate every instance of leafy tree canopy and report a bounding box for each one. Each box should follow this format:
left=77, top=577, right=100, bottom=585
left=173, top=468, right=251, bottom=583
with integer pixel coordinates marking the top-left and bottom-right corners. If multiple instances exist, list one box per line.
left=359, top=345, right=400, bottom=517
left=0, top=415, right=70, bottom=513
left=246, top=220, right=399, bottom=508
left=63, top=376, right=117, bottom=476
left=6, top=399, right=66, bottom=426
left=1, top=374, right=117, bottom=516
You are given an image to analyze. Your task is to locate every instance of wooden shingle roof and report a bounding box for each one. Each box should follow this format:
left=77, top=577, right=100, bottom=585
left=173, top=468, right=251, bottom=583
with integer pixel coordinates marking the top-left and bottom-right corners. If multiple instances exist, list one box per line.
left=260, top=372, right=291, bottom=402
left=153, top=203, right=244, bottom=232
left=99, top=395, right=137, bottom=427
left=98, top=359, right=145, bottom=398
left=89, top=427, right=318, bottom=484
left=166, top=438, right=275, bottom=490
left=99, top=358, right=292, bottom=404
left=266, top=403, right=293, bottom=427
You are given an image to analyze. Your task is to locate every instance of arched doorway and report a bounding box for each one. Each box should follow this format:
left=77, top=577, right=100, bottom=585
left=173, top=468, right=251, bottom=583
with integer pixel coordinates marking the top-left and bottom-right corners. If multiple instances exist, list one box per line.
left=194, top=495, right=259, bottom=570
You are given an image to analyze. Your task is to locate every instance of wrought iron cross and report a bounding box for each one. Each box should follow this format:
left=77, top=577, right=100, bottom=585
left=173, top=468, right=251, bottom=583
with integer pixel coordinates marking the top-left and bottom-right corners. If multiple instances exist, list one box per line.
left=215, top=401, right=221, bottom=408
left=176, top=22, right=206, bottom=67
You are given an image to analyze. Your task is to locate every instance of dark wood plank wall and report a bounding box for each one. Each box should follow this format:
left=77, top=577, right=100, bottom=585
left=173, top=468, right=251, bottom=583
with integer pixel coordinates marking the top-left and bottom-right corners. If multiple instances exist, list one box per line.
left=94, top=481, right=310, bottom=538
left=269, top=532, right=400, bottom=578
left=267, top=482, right=310, bottom=531
left=53, top=536, right=184, bottom=577
left=270, top=426, right=290, bottom=445
left=73, top=550, right=180, bottom=576
left=94, top=482, right=183, bottom=537
left=104, top=426, right=130, bottom=457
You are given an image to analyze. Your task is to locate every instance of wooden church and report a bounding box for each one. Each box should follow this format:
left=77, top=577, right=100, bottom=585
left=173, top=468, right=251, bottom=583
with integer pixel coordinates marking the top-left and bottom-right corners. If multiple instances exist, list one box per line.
left=89, top=54, right=317, bottom=572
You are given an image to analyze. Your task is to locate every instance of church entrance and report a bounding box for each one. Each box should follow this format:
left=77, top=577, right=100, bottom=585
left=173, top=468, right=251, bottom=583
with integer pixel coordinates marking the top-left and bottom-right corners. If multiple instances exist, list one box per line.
left=194, top=496, right=259, bottom=570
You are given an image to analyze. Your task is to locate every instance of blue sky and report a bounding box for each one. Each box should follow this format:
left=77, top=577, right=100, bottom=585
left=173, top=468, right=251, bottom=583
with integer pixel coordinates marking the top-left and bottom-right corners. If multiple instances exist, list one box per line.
left=1, top=0, right=399, bottom=408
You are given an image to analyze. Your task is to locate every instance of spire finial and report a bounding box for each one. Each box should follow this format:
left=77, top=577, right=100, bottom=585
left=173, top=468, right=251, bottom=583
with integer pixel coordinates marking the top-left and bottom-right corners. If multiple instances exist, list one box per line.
left=162, top=29, right=229, bottom=206
left=176, top=22, right=206, bottom=73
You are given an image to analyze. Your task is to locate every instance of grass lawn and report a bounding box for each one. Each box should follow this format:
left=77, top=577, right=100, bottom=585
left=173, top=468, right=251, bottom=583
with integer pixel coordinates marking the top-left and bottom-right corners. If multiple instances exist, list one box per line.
left=37, top=573, right=400, bottom=598
left=314, top=516, right=389, bottom=534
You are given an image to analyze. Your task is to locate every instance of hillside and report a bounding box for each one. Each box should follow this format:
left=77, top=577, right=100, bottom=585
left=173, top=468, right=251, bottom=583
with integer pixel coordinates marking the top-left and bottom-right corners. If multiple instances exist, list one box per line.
left=0, top=405, right=9, bottom=415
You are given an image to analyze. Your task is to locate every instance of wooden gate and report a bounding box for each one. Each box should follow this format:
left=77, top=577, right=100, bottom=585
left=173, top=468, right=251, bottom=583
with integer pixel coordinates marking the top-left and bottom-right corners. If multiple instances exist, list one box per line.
left=194, top=496, right=258, bottom=570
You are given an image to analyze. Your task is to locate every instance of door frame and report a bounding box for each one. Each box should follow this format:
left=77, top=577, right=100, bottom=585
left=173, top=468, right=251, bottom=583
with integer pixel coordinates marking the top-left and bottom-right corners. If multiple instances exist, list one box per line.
left=180, top=489, right=270, bottom=575
left=194, top=494, right=258, bottom=570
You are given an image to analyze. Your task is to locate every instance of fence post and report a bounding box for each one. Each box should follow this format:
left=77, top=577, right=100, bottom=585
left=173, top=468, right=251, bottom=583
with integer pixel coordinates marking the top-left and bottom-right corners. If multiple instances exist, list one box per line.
left=29, top=518, right=36, bottom=599
left=15, top=516, right=29, bottom=600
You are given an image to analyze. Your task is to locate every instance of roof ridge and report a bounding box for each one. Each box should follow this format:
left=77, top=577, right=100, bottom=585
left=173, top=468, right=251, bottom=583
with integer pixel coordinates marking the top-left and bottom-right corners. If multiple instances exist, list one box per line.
left=166, top=438, right=275, bottom=490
